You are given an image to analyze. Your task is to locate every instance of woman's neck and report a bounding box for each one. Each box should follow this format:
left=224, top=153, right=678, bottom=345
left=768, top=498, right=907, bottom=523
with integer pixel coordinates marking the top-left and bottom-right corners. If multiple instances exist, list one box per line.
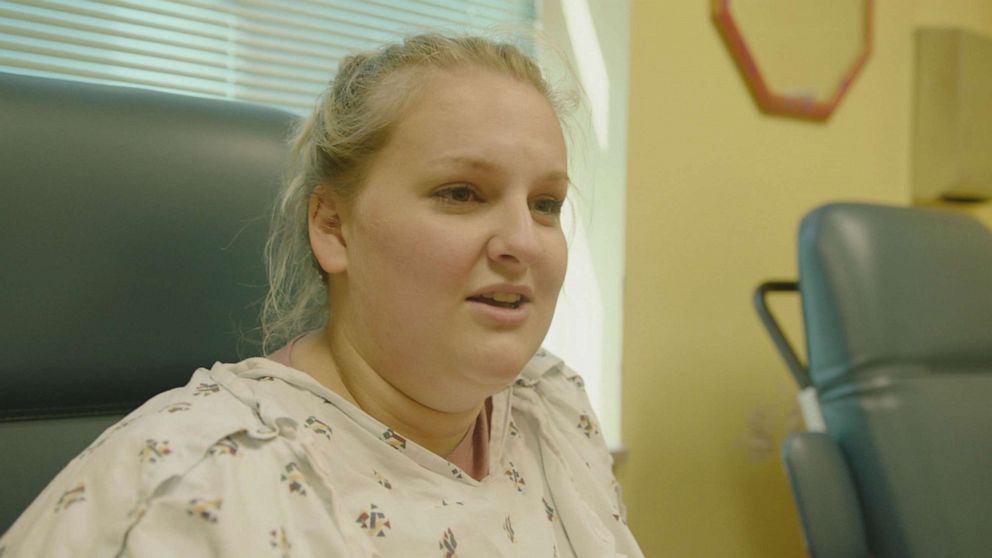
left=292, top=328, right=481, bottom=457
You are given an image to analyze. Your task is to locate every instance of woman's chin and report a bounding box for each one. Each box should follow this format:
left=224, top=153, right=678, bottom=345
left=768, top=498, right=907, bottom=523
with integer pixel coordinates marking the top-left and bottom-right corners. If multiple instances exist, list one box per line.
left=463, top=343, right=537, bottom=385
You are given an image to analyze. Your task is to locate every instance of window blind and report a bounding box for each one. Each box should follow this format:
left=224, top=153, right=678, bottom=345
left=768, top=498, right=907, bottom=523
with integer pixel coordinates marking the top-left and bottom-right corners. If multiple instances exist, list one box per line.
left=0, top=0, right=537, bottom=112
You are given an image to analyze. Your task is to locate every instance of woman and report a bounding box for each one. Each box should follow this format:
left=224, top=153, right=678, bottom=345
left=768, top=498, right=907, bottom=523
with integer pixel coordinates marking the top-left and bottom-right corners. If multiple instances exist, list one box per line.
left=0, top=34, right=642, bottom=557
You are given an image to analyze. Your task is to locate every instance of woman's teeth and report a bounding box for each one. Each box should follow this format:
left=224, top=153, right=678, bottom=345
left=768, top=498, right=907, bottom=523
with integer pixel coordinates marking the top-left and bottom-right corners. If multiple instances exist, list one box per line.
left=471, top=293, right=524, bottom=308
left=484, top=293, right=522, bottom=304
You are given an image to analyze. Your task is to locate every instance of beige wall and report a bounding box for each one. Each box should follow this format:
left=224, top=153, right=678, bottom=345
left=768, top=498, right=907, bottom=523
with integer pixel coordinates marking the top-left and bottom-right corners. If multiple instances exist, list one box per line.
left=617, top=1, right=992, bottom=556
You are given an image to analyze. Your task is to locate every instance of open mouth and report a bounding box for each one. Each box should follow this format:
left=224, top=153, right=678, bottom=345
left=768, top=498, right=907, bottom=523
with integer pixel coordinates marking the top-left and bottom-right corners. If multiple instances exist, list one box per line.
left=467, top=293, right=528, bottom=309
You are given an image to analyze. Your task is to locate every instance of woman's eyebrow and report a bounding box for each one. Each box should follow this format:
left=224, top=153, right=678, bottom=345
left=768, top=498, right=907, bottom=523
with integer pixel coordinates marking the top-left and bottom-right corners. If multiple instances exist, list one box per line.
left=541, top=170, right=571, bottom=184
left=426, top=155, right=501, bottom=172
left=427, top=155, right=570, bottom=183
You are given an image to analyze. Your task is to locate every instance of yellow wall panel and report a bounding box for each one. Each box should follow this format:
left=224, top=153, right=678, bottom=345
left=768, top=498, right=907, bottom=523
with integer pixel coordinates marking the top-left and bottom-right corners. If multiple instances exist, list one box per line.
left=618, top=1, right=992, bottom=556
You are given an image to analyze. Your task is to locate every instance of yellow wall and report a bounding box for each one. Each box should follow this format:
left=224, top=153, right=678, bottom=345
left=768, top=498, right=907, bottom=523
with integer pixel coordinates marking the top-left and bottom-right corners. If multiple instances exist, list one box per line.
left=617, top=1, right=992, bottom=556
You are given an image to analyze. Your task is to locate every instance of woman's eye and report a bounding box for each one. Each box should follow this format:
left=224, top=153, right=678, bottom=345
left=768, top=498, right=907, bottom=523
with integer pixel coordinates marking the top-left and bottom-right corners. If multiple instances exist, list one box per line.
left=532, top=198, right=565, bottom=215
left=434, top=185, right=480, bottom=204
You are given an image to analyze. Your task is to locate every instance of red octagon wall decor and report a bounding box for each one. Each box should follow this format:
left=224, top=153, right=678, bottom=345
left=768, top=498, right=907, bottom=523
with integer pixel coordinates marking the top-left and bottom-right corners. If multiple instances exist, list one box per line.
left=713, top=0, right=874, bottom=121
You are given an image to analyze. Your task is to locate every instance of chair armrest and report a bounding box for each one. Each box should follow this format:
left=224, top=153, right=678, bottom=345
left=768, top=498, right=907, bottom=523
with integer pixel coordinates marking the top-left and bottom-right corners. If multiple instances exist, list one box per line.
left=782, top=432, right=869, bottom=558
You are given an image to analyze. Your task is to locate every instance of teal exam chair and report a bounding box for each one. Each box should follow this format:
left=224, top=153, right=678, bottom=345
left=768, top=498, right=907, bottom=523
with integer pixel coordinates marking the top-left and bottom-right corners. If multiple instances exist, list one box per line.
left=0, top=72, right=296, bottom=533
left=755, top=203, right=992, bottom=558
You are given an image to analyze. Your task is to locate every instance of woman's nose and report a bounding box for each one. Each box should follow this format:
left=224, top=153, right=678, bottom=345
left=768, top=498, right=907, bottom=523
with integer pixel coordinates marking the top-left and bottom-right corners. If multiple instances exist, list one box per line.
left=486, top=201, right=542, bottom=268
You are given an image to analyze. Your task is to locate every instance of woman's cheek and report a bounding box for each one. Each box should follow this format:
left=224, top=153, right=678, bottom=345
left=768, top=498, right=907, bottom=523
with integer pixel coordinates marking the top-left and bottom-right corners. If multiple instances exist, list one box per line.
left=543, top=233, right=568, bottom=286
left=384, top=223, right=473, bottom=290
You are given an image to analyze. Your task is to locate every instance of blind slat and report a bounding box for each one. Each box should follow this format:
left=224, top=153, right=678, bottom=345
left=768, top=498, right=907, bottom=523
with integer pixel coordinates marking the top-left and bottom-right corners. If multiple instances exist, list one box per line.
left=0, top=7, right=231, bottom=55
left=1, top=0, right=537, bottom=113
left=0, top=18, right=235, bottom=71
left=22, top=0, right=237, bottom=41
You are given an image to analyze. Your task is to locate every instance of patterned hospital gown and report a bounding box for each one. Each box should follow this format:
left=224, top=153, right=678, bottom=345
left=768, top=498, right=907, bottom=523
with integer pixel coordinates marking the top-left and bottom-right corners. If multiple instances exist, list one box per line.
left=0, top=350, right=643, bottom=557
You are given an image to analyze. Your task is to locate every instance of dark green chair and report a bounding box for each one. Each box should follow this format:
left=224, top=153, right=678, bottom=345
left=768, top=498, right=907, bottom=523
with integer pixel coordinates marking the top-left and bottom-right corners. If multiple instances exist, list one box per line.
left=755, top=202, right=992, bottom=557
left=0, top=72, right=297, bottom=533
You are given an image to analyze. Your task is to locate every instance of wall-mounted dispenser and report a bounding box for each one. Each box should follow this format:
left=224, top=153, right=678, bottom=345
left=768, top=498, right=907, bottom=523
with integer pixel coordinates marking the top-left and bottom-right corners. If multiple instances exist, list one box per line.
left=913, top=28, right=992, bottom=203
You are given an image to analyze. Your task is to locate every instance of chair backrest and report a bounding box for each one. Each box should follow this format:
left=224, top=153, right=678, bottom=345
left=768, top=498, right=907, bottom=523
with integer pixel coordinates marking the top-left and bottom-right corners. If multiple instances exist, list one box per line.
left=0, top=72, right=297, bottom=532
left=798, top=202, right=992, bottom=557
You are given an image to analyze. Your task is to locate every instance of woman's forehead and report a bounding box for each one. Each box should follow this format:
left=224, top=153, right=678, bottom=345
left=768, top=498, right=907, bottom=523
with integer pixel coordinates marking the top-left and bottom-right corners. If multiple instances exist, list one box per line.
left=389, top=70, right=563, bottom=151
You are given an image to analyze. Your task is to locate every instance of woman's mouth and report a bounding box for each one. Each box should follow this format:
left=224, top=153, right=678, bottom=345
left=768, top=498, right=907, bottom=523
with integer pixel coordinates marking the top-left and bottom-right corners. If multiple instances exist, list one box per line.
left=467, top=292, right=527, bottom=309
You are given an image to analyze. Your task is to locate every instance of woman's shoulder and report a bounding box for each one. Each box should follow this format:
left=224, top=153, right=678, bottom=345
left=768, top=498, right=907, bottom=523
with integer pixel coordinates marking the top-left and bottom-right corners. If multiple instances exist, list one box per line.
left=511, top=348, right=605, bottom=446
left=514, top=348, right=592, bottom=405
left=506, top=349, right=636, bottom=552
left=514, top=347, right=578, bottom=387
left=0, top=359, right=318, bottom=556
left=80, top=361, right=274, bottom=463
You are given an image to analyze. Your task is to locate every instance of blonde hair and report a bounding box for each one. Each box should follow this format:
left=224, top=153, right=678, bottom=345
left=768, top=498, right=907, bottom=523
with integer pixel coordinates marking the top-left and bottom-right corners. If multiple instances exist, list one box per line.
left=260, top=33, right=571, bottom=353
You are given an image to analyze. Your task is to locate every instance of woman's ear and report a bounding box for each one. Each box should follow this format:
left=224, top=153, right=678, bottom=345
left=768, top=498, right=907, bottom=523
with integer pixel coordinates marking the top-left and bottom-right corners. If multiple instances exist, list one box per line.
left=308, top=186, right=348, bottom=274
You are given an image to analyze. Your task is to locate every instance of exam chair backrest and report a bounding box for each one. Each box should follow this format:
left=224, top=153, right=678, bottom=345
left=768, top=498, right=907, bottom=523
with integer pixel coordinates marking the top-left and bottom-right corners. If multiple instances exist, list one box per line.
left=0, top=72, right=297, bottom=532
left=797, top=202, right=992, bottom=557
